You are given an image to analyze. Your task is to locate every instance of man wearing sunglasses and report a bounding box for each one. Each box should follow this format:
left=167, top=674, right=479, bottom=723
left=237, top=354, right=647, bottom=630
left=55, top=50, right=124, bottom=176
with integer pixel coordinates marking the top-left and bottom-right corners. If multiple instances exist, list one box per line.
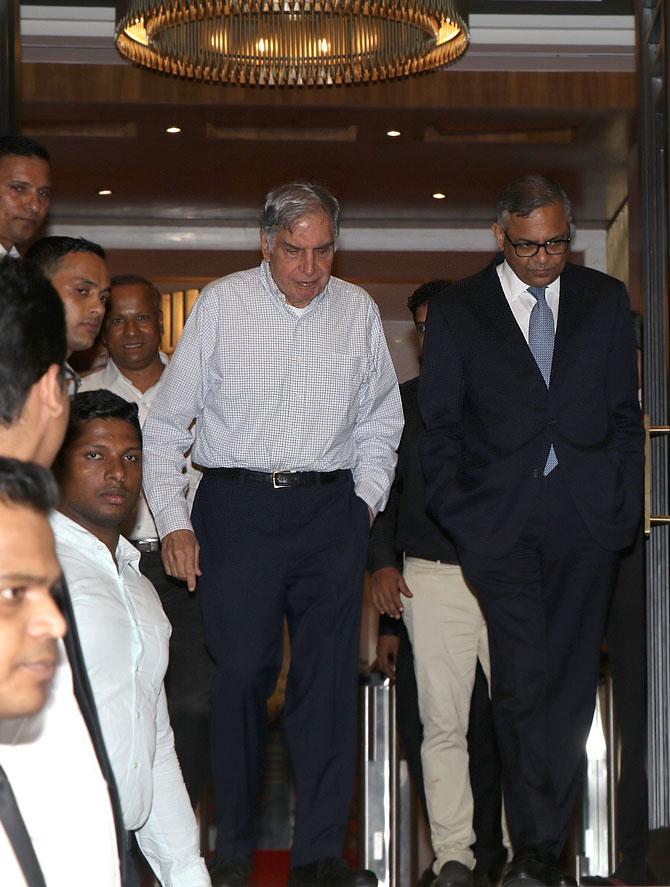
left=419, top=175, right=644, bottom=887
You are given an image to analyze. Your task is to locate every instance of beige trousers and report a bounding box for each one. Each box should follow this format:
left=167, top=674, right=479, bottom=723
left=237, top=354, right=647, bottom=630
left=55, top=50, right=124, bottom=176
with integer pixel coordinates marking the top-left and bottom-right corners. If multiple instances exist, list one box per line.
left=402, top=556, right=491, bottom=873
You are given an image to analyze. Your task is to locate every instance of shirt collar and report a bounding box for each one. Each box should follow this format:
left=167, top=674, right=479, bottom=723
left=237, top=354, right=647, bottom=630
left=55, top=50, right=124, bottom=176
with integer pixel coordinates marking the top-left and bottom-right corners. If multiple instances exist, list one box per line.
left=0, top=243, right=20, bottom=259
left=500, top=259, right=561, bottom=303
left=259, top=260, right=330, bottom=310
left=104, top=352, right=168, bottom=394
left=52, top=511, right=142, bottom=575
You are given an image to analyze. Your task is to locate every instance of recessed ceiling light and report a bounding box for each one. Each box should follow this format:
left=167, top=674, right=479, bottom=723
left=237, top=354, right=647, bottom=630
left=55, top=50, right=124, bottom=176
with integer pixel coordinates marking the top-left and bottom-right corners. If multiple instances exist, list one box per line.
left=97, top=189, right=112, bottom=196
left=432, top=192, right=446, bottom=200
left=386, top=129, right=401, bottom=137
left=166, top=126, right=182, bottom=134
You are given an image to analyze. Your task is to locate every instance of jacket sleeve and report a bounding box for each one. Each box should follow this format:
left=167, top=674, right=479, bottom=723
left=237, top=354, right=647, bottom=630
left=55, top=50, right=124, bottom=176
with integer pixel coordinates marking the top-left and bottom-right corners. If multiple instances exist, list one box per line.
left=608, top=284, right=645, bottom=491
left=418, top=299, right=464, bottom=526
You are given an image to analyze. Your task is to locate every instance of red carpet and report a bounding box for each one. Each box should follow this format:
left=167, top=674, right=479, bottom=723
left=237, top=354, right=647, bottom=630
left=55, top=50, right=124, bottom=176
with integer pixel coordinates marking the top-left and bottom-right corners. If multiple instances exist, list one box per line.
left=252, top=850, right=291, bottom=886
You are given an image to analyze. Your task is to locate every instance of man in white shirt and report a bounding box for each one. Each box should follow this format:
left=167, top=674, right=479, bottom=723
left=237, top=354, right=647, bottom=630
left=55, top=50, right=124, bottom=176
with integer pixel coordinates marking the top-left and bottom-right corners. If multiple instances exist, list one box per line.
left=52, top=388, right=211, bottom=887
left=0, top=257, right=124, bottom=887
left=143, top=182, right=403, bottom=887
left=81, top=274, right=211, bottom=807
left=0, top=458, right=68, bottom=885
left=0, top=136, right=51, bottom=258
left=26, top=235, right=111, bottom=358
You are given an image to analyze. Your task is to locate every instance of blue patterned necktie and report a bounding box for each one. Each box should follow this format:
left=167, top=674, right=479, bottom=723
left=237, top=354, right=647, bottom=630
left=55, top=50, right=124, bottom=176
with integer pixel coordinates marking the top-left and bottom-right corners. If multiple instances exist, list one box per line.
left=528, top=286, right=558, bottom=475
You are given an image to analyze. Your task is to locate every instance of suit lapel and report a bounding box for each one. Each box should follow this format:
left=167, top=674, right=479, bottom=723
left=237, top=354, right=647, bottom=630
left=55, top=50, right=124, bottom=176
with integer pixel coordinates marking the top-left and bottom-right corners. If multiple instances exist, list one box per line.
left=475, top=258, right=548, bottom=387
left=551, top=263, right=596, bottom=383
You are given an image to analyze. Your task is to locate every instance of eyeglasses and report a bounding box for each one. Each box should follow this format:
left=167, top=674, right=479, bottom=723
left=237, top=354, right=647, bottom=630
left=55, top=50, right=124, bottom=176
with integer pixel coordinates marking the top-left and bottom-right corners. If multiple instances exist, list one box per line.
left=62, top=365, right=81, bottom=400
left=503, top=230, right=571, bottom=258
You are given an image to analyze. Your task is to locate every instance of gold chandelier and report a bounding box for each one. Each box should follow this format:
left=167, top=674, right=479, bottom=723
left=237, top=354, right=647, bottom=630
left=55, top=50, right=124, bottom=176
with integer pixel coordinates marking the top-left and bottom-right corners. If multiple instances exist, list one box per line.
left=115, top=0, right=469, bottom=86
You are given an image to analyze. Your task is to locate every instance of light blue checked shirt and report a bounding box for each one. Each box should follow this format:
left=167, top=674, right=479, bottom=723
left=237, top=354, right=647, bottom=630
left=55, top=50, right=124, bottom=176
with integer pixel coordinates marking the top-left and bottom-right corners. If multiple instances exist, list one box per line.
left=143, top=261, right=403, bottom=539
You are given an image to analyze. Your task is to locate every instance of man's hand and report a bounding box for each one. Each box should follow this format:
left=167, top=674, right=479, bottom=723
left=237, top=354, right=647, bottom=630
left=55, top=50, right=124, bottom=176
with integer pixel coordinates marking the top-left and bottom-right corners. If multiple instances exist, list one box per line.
left=369, top=566, right=413, bottom=618
left=376, top=634, right=400, bottom=680
left=368, top=506, right=375, bottom=527
left=162, top=529, right=201, bottom=592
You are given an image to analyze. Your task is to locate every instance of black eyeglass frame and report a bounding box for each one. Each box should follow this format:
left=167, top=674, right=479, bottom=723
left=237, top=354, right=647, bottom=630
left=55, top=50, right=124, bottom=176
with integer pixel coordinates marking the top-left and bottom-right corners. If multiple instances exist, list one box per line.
left=503, top=230, right=572, bottom=258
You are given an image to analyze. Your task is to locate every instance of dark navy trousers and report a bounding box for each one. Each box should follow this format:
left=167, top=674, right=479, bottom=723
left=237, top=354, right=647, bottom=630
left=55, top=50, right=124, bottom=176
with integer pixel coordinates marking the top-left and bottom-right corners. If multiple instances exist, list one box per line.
left=192, top=470, right=369, bottom=867
left=458, top=468, right=621, bottom=859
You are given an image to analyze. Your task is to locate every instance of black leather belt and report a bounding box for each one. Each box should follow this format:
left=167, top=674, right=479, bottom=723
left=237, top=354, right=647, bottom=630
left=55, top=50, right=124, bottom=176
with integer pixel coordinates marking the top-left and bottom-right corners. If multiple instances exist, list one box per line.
left=130, top=538, right=161, bottom=553
left=206, top=467, right=350, bottom=489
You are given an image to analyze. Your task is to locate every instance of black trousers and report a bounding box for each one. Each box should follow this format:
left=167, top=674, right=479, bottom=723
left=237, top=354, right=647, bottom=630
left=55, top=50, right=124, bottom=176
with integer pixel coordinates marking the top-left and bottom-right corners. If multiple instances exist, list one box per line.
left=192, top=470, right=369, bottom=867
left=459, top=468, right=621, bottom=858
left=139, top=549, right=214, bottom=807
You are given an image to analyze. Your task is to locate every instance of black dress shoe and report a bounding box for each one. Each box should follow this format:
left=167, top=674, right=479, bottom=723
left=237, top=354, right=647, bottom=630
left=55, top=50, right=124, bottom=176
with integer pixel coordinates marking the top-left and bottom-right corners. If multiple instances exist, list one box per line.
left=288, top=857, right=378, bottom=886
left=433, top=861, right=474, bottom=887
left=543, top=857, right=577, bottom=887
left=209, top=857, right=252, bottom=887
left=417, top=863, right=436, bottom=887
left=501, top=848, right=547, bottom=887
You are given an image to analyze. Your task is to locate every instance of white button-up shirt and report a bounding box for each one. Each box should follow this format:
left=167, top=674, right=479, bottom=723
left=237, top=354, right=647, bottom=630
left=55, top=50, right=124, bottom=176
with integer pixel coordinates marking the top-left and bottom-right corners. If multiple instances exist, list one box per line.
left=51, top=513, right=210, bottom=887
left=0, top=641, right=121, bottom=887
left=80, top=354, right=201, bottom=540
left=497, top=260, right=561, bottom=343
left=143, top=262, right=403, bottom=538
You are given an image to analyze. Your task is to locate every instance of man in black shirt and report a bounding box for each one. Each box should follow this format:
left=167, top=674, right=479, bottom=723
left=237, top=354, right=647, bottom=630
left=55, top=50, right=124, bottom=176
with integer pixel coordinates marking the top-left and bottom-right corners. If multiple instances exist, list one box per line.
left=369, top=282, right=505, bottom=887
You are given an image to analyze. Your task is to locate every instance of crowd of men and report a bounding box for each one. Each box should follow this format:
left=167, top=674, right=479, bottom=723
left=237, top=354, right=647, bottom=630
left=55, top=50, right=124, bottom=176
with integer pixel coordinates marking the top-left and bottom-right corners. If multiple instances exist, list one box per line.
left=0, top=132, right=646, bottom=887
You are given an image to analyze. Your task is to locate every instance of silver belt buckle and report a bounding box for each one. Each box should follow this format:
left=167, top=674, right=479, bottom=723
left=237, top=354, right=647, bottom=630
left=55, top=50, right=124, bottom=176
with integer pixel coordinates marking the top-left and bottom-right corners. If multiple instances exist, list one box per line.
left=272, top=470, right=286, bottom=489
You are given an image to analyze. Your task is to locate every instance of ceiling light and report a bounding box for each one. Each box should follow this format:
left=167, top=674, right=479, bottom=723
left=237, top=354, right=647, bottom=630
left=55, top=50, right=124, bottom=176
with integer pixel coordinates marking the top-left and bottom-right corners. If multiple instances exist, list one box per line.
left=166, top=126, right=181, bottom=134
left=386, top=130, right=401, bottom=138
left=97, top=189, right=112, bottom=196
left=115, top=0, right=469, bottom=87
left=433, top=192, right=446, bottom=200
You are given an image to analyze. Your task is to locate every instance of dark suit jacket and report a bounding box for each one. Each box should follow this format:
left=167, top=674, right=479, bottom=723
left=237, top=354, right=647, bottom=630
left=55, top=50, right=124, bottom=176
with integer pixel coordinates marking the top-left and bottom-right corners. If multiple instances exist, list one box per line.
left=419, top=257, right=644, bottom=558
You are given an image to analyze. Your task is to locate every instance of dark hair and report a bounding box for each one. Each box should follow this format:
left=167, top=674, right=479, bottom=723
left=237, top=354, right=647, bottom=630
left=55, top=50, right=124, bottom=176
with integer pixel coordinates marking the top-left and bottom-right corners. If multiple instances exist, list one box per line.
left=407, top=279, right=452, bottom=317
left=25, top=236, right=106, bottom=279
left=0, top=457, right=58, bottom=514
left=0, top=257, right=66, bottom=425
left=0, top=135, right=50, bottom=164
left=631, top=310, right=643, bottom=352
left=110, top=274, right=162, bottom=313
left=260, top=182, right=340, bottom=248
left=59, top=391, right=142, bottom=456
left=496, top=174, right=574, bottom=227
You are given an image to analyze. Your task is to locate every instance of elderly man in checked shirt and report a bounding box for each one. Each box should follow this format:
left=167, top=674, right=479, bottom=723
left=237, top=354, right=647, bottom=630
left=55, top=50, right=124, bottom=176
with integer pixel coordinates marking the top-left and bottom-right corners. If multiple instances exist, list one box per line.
left=143, top=182, right=403, bottom=887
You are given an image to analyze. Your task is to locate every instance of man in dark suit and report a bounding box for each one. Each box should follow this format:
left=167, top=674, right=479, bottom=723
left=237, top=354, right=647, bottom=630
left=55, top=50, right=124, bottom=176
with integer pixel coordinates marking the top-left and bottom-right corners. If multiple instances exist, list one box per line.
left=419, top=175, right=644, bottom=887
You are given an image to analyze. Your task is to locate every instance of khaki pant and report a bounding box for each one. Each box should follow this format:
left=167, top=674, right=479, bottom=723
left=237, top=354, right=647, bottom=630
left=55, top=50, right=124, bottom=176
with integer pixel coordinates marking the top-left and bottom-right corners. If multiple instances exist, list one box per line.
left=402, top=556, right=490, bottom=872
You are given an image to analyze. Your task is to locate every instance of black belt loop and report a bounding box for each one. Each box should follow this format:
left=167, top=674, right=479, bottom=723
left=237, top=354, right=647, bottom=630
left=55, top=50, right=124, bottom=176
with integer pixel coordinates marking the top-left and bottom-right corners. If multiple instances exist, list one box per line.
left=205, top=467, right=350, bottom=488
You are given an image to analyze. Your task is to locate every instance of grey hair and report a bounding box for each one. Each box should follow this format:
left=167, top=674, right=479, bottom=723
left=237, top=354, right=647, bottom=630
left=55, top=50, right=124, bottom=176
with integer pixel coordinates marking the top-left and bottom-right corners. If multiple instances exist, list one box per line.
left=496, top=174, right=574, bottom=228
left=260, top=182, right=340, bottom=249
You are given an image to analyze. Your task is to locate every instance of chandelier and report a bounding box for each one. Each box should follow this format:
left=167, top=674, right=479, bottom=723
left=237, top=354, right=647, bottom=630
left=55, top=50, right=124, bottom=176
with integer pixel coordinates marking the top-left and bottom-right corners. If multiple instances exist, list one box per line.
left=115, top=0, right=469, bottom=86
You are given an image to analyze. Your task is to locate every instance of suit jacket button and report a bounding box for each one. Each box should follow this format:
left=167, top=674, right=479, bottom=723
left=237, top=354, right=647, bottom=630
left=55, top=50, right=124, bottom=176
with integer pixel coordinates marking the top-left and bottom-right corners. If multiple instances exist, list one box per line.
left=548, top=419, right=556, bottom=426
left=532, top=468, right=539, bottom=478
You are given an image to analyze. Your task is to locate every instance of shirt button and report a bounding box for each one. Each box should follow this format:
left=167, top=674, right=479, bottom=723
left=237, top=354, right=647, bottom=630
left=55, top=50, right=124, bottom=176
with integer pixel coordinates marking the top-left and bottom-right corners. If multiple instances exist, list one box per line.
left=133, top=762, right=138, bottom=769
left=532, top=468, right=540, bottom=479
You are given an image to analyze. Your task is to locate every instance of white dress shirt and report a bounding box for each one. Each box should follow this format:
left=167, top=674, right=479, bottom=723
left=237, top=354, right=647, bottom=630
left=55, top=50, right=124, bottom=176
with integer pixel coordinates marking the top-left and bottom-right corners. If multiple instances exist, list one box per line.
left=80, top=354, right=201, bottom=540
left=0, top=641, right=121, bottom=887
left=51, top=513, right=210, bottom=887
left=497, top=260, right=561, bottom=343
left=143, top=261, right=403, bottom=538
